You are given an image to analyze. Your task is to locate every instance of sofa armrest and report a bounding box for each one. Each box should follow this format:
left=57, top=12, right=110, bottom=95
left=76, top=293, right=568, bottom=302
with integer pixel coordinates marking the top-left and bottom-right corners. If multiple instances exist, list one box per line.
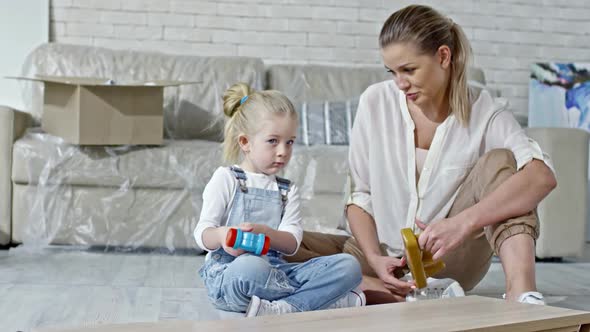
left=0, top=106, right=33, bottom=245
left=525, top=127, right=589, bottom=258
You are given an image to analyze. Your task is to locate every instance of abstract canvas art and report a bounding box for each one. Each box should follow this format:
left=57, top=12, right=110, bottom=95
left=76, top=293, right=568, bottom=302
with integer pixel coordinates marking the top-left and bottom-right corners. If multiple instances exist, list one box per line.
left=529, top=63, right=590, bottom=130
left=529, top=63, right=590, bottom=243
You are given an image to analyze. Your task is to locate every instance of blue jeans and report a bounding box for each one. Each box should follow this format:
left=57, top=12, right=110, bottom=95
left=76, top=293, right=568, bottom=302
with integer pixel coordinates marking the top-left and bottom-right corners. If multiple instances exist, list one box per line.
left=199, top=250, right=362, bottom=313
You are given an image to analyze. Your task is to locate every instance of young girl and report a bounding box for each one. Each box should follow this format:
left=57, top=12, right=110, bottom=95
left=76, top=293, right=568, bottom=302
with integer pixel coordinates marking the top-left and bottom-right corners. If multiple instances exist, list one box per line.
left=194, top=82, right=365, bottom=317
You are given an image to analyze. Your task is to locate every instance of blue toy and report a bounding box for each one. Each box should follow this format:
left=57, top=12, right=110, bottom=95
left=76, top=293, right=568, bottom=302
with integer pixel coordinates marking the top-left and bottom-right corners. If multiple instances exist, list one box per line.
left=225, top=228, right=270, bottom=255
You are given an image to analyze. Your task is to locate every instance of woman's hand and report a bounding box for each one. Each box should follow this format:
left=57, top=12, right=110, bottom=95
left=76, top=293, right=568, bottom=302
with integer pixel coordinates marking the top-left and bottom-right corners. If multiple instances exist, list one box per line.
left=367, top=254, right=415, bottom=297
left=415, top=217, right=473, bottom=260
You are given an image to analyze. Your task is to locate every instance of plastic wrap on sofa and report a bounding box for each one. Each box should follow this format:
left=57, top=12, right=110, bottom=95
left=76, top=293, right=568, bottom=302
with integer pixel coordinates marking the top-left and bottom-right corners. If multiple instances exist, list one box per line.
left=267, top=64, right=388, bottom=146
left=12, top=130, right=351, bottom=252
left=20, top=43, right=266, bottom=142
left=12, top=129, right=222, bottom=252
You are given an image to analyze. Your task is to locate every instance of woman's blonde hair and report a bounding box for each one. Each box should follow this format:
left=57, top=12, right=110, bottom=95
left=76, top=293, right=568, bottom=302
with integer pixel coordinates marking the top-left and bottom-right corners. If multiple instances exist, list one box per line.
left=222, top=82, right=297, bottom=164
left=379, top=5, right=473, bottom=126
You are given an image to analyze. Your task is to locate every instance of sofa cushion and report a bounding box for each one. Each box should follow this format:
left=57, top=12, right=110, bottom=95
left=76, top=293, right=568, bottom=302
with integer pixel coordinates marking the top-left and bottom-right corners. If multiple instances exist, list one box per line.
left=268, top=65, right=495, bottom=146
left=21, top=43, right=266, bottom=141
left=12, top=183, right=201, bottom=251
left=286, top=145, right=349, bottom=194
left=12, top=130, right=223, bottom=190
left=11, top=135, right=351, bottom=249
left=267, top=65, right=390, bottom=147
left=12, top=130, right=349, bottom=194
left=12, top=185, right=347, bottom=250
left=267, top=64, right=391, bottom=103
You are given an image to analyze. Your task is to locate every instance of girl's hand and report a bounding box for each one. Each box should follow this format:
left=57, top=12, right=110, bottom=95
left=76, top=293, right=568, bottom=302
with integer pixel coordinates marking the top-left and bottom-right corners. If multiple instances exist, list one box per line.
left=415, top=217, right=472, bottom=260
left=367, top=255, right=414, bottom=297
left=220, top=224, right=272, bottom=256
left=219, top=225, right=250, bottom=257
left=239, top=222, right=272, bottom=235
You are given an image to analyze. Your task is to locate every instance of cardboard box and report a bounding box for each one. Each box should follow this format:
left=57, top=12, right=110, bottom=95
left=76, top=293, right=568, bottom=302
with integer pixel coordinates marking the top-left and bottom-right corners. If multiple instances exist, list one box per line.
left=11, top=76, right=196, bottom=145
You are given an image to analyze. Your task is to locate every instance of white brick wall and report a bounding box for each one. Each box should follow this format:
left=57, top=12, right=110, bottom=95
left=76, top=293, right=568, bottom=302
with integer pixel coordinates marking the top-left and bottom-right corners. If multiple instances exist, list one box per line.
left=50, top=0, right=590, bottom=117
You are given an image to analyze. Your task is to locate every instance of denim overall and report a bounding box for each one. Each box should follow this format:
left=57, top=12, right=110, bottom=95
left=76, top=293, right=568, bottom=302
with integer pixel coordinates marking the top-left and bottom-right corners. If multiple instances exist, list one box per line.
left=198, top=166, right=362, bottom=313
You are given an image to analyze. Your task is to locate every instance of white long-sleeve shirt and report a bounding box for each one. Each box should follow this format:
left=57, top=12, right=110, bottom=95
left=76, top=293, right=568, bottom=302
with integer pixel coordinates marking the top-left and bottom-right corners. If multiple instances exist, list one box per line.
left=194, top=166, right=303, bottom=254
left=347, top=80, right=553, bottom=257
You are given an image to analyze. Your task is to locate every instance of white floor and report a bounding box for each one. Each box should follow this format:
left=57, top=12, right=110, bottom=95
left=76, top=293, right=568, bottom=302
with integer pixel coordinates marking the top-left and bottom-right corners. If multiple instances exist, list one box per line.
left=1, top=246, right=589, bottom=332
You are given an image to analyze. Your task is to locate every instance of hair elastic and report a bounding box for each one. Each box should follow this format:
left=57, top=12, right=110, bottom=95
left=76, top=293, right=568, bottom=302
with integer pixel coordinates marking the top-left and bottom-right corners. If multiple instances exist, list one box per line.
left=240, top=95, right=249, bottom=105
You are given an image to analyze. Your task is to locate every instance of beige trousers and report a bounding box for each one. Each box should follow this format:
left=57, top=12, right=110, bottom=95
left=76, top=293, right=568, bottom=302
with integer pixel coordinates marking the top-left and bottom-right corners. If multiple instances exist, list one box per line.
left=285, top=149, right=539, bottom=291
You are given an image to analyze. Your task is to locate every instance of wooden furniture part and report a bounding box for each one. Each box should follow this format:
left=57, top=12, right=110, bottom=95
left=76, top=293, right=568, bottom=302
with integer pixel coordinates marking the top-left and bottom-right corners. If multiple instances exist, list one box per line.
left=35, top=296, right=590, bottom=332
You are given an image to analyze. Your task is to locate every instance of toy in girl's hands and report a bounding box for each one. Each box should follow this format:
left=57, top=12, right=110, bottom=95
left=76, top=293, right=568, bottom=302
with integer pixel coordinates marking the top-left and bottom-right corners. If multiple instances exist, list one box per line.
left=225, top=228, right=270, bottom=256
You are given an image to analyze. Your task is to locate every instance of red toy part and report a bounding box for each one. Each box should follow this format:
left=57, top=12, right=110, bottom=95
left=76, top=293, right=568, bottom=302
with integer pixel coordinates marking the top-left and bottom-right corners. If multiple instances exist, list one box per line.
left=225, top=228, right=238, bottom=247
left=261, top=235, right=271, bottom=255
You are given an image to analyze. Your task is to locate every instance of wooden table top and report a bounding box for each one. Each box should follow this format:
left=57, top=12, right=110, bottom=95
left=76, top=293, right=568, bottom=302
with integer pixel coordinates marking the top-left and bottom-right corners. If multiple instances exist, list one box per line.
left=36, top=296, right=590, bottom=332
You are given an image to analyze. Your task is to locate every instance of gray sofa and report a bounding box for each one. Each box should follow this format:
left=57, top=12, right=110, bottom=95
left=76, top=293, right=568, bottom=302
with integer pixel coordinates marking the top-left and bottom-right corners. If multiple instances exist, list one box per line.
left=0, top=43, right=389, bottom=252
left=0, top=43, right=586, bottom=258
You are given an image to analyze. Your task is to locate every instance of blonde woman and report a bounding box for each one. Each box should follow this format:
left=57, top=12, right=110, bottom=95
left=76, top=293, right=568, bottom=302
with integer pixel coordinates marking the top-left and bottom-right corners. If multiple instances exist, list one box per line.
left=194, top=83, right=365, bottom=317
left=287, top=5, right=556, bottom=305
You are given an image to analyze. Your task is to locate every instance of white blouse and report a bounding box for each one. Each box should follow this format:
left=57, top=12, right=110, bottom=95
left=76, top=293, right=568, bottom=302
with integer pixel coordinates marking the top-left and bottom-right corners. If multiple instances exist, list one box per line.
left=415, top=148, right=428, bottom=181
left=346, top=80, right=553, bottom=257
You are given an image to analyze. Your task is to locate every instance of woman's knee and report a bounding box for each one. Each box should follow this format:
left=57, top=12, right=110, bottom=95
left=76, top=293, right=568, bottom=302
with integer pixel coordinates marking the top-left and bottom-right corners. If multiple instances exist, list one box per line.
left=465, top=149, right=517, bottom=198
left=480, top=149, right=516, bottom=170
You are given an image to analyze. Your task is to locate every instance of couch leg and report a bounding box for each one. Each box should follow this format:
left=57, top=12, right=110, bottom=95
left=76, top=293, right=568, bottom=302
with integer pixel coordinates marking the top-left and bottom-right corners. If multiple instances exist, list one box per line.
left=535, top=256, right=563, bottom=263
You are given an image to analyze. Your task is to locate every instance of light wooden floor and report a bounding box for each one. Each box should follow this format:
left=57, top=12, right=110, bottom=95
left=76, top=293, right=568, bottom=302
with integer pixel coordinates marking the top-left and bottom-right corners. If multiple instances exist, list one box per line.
left=1, top=245, right=589, bottom=332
